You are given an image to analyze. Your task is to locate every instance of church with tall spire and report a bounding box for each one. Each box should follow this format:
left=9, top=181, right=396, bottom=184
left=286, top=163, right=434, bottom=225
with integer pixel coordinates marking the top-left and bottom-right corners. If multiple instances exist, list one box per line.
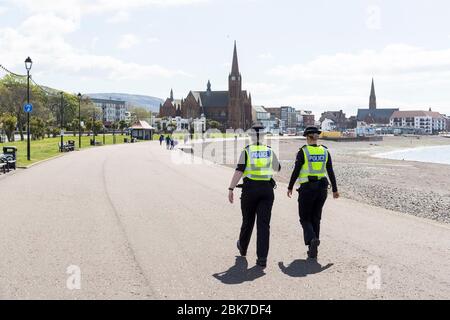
left=369, top=78, right=376, bottom=110
left=159, top=42, right=252, bottom=130
left=356, top=78, right=398, bottom=125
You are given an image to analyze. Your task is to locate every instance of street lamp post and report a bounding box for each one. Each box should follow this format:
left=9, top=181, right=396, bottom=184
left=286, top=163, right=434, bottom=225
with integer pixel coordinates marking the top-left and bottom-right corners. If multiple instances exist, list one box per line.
left=25, top=57, right=32, bottom=161
left=102, top=104, right=106, bottom=145
left=92, top=107, right=96, bottom=145
left=109, top=97, right=115, bottom=144
left=77, top=93, right=82, bottom=149
left=113, top=117, right=116, bottom=145
left=59, top=92, right=64, bottom=152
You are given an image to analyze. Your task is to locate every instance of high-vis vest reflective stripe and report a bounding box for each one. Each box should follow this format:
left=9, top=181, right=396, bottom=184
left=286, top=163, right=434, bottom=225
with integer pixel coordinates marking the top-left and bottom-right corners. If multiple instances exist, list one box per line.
left=298, top=145, right=328, bottom=184
left=243, top=144, right=274, bottom=181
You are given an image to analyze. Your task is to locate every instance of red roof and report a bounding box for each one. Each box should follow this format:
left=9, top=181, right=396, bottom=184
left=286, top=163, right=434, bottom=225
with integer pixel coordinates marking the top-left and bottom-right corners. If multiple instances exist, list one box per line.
left=130, top=120, right=154, bottom=129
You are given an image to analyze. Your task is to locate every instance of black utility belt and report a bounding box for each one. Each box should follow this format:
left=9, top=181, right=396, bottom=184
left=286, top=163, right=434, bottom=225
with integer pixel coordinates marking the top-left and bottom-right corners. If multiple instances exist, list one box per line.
left=239, top=178, right=277, bottom=189
left=307, top=176, right=327, bottom=182
left=297, top=177, right=329, bottom=189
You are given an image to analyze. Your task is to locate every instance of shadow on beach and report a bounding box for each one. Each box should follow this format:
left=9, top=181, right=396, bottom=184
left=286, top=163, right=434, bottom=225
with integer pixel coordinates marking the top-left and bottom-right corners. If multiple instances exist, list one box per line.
left=278, top=259, right=333, bottom=278
left=213, top=256, right=265, bottom=285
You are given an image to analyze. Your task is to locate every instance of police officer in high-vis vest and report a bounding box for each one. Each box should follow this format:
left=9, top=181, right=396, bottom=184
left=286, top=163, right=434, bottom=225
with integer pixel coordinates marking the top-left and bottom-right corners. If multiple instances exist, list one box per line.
left=228, top=122, right=281, bottom=268
left=287, top=126, right=339, bottom=259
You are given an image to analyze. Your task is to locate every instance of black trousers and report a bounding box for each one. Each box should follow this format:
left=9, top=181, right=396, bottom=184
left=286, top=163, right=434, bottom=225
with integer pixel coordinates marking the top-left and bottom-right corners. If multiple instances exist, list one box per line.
left=239, top=180, right=275, bottom=259
left=298, top=180, right=328, bottom=246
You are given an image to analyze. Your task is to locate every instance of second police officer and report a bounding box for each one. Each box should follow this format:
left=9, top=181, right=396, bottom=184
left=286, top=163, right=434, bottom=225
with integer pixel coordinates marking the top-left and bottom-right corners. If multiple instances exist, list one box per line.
left=287, top=126, right=339, bottom=259
left=228, top=122, right=281, bottom=268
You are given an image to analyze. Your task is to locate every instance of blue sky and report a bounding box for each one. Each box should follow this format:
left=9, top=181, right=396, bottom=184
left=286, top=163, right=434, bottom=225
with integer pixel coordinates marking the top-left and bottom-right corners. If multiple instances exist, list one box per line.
left=1, top=0, right=450, bottom=116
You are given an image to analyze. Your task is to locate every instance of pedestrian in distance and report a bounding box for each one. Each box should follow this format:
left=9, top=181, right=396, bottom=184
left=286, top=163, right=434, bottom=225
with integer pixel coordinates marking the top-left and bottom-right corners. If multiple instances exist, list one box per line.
left=165, top=135, right=171, bottom=150
left=228, top=122, right=281, bottom=268
left=159, top=134, right=165, bottom=146
left=287, top=126, right=339, bottom=259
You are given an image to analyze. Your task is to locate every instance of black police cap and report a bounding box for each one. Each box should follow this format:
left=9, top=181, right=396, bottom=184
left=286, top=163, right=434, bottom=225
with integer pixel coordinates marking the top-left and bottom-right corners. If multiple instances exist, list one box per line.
left=303, top=126, right=322, bottom=136
left=251, top=121, right=265, bottom=132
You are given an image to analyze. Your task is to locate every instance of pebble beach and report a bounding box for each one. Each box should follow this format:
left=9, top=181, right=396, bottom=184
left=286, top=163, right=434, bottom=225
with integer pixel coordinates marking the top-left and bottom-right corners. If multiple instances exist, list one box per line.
left=274, top=135, right=450, bottom=224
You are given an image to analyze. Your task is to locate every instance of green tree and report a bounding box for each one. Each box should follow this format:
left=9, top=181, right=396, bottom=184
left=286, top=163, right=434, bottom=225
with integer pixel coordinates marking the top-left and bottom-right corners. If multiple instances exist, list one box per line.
left=129, top=106, right=150, bottom=121
left=118, top=120, right=128, bottom=134
left=0, top=113, right=17, bottom=142
left=155, top=120, right=161, bottom=131
left=85, top=120, right=92, bottom=136
left=0, top=75, right=28, bottom=141
left=93, top=120, right=103, bottom=135
left=206, top=119, right=222, bottom=130
left=30, top=116, right=46, bottom=140
left=70, top=118, right=80, bottom=136
left=0, top=75, right=51, bottom=140
left=44, top=119, right=58, bottom=138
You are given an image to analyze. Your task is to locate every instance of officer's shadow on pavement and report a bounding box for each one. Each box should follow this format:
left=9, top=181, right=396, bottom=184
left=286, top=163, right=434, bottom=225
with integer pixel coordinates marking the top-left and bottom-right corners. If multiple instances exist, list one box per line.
left=278, top=259, right=333, bottom=277
left=213, top=256, right=265, bottom=285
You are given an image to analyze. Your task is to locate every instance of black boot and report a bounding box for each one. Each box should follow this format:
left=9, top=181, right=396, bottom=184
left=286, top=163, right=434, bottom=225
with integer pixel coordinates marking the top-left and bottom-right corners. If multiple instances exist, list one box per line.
left=256, top=258, right=267, bottom=268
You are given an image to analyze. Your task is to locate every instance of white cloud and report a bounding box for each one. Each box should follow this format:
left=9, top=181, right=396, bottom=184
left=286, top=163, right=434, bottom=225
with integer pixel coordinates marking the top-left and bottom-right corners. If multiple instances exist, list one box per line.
left=106, top=11, right=130, bottom=23
left=147, top=37, right=160, bottom=44
left=84, top=0, right=209, bottom=12
left=91, top=37, right=99, bottom=51
left=258, top=44, right=450, bottom=115
left=0, top=6, right=7, bottom=15
left=366, top=5, right=381, bottom=31
left=62, top=53, right=188, bottom=80
left=118, top=34, right=140, bottom=49
left=258, top=52, right=273, bottom=60
left=20, top=13, right=79, bottom=35
left=246, top=82, right=288, bottom=96
left=0, top=13, right=188, bottom=83
left=9, top=0, right=82, bottom=21
left=7, top=0, right=208, bottom=17
left=268, top=44, right=450, bottom=81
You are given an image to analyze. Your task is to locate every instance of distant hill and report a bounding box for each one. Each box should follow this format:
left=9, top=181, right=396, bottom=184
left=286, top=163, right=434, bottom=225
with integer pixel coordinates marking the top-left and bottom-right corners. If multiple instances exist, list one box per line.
left=86, top=93, right=164, bottom=112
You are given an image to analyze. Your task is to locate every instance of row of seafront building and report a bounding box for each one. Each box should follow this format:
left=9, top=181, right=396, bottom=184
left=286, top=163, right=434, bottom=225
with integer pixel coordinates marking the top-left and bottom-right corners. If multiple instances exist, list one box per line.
left=317, top=79, right=449, bottom=135
left=89, top=77, right=449, bottom=138
left=157, top=76, right=449, bottom=136
left=89, top=98, right=129, bottom=125
left=255, top=78, right=449, bottom=136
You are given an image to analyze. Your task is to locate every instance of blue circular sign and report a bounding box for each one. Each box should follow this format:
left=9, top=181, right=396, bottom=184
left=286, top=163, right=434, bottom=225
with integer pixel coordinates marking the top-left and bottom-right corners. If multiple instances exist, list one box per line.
left=24, top=103, right=33, bottom=113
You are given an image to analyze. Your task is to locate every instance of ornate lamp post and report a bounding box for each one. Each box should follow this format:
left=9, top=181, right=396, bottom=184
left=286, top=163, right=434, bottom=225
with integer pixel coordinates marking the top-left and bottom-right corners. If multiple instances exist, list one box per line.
left=77, top=93, right=82, bottom=149
left=25, top=57, right=32, bottom=160
left=59, top=92, right=64, bottom=151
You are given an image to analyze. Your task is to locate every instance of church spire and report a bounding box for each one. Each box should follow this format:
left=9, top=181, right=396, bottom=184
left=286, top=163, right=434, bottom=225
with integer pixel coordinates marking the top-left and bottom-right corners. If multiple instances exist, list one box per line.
left=231, top=40, right=239, bottom=75
left=207, top=80, right=211, bottom=92
left=369, top=78, right=376, bottom=110
left=170, top=88, right=174, bottom=101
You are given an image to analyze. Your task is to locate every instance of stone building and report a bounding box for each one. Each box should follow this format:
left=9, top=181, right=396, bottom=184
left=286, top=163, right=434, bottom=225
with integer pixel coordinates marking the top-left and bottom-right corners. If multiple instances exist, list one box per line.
left=159, top=42, right=252, bottom=130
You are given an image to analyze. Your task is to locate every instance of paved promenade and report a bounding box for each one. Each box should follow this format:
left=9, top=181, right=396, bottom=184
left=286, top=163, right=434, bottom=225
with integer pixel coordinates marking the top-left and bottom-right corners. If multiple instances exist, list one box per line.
left=0, top=142, right=449, bottom=299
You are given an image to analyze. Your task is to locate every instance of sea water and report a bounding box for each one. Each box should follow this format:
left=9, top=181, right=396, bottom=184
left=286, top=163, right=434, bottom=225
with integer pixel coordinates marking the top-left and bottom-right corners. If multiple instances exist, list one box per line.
left=375, top=145, right=450, bottom=165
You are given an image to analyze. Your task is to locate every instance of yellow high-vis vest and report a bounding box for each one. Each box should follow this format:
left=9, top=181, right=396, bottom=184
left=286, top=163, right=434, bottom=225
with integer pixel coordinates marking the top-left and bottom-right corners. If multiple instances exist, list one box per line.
left=243, top=144, right=274, bottom=181
left=298, top=145, right=328, bottom=184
